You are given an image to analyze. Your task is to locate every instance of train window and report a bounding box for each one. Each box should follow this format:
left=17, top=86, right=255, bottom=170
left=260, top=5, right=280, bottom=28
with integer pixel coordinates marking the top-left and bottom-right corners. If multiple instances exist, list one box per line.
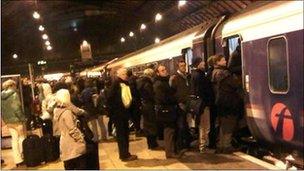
left=267, top=36, right=289, bottom=94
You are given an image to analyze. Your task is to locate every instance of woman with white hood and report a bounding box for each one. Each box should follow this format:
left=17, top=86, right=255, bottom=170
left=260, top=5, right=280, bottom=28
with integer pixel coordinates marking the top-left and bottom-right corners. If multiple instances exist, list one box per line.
left=40, top=83, right=57, bottom=135
left=53, top=89, right=87, bottom=169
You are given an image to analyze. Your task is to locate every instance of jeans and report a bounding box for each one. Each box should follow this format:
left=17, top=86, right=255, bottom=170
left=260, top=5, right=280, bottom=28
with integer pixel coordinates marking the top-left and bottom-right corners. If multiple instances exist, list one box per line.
left=199, top=107, right=210, bottom=150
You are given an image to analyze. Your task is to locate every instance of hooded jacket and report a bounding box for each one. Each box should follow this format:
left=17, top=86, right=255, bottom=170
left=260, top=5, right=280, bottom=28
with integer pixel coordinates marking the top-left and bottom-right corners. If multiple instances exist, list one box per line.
left=41, top=83, right=56, bottom=120
left=1, top=89, right=25, bottom=124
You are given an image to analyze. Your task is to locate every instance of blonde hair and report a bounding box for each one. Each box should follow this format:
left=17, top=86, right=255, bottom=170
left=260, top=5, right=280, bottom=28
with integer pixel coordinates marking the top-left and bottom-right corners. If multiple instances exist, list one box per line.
left=143, top=68, right=154, bottom=77
left=2, top=79, right=16, bottom=90
left=55, top=89, right=71, bottom=105
left=208, top=54, right=225, bottom=67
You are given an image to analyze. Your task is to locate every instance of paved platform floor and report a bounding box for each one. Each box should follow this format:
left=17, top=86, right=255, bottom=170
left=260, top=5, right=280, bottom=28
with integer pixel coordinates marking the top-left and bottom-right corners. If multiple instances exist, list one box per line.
left=1, top=137, right=268, bottom=170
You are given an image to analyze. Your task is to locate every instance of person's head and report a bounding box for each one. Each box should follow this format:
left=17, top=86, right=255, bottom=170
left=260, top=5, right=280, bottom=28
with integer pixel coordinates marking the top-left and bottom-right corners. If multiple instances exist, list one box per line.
left=192, top=57, right=205, bottom=70
left=177, top=60, right=187, bottom=73
left=116, top=68, right=128, bottom=81
left=156, top=64, right=168, bottom=77
left=41, top=83, right=52, bottom=98
left=143, top=68, right=155, bottom=78
left=212, top=54, right=226, bottom=67
left=2, top=79, right=17, bottom=90
left=127, top=69, right=133, bottom=77
left=84, top=78, right=93, bottom=88
left=55, top=89, right=71, bottom=106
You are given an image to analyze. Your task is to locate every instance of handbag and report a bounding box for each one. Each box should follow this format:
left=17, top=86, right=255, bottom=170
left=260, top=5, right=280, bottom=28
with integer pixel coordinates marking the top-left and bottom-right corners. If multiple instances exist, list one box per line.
left=155, top=105, right=177, bottom=123
left=75, top=115, right=94, bottom=142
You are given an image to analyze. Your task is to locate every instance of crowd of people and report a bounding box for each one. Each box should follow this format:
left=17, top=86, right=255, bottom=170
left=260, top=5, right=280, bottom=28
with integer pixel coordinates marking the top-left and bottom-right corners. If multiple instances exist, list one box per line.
left=1, top=51, right=246, bottom=169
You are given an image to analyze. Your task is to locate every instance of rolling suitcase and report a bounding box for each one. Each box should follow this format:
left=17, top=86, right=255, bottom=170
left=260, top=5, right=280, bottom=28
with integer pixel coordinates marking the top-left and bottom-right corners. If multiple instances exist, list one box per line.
left=41, top=135, right=60, bottom=162
left=22, top=134, right=44, bottom=167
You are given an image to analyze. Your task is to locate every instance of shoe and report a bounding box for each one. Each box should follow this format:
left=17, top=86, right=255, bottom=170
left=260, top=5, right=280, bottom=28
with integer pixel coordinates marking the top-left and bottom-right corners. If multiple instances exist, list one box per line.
left=222, top=147, right=239, bottom=154
left=16, top=161, right=26, bottom=168
left=121, top=155, right=138, bottom=162
left=178, top=149, right=188, bottom=157
left=166, top=154, right=180, bottom=159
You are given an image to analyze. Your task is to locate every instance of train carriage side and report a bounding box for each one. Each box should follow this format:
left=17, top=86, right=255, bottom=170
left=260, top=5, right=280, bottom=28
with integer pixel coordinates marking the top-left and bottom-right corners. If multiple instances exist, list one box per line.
left=221, top=1, right=303, bottom=154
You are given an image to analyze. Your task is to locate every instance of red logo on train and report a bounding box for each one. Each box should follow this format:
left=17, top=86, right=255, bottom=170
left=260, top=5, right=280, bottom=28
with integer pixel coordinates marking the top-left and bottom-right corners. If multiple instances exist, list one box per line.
left=270, top=103, right=294, bottom=141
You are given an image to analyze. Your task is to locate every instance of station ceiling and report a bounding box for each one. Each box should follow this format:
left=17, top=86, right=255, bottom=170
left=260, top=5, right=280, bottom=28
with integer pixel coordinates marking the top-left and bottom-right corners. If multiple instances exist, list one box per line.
left=1, top=0, right=257, bottom=75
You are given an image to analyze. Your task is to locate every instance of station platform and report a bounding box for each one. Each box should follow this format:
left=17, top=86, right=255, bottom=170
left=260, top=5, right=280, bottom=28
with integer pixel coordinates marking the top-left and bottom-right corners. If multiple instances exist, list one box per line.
left=1, top=137, right=279, bottom=170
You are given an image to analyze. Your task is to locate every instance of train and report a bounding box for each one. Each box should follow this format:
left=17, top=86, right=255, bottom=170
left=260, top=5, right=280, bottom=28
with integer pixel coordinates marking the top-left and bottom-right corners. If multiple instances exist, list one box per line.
left=82, top=1, right=303, bottom=160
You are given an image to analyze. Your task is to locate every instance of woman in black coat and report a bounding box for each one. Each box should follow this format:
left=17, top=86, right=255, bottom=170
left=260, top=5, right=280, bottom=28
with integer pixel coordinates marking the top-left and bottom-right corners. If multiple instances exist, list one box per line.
left=137, top=68, right=159, bottom=149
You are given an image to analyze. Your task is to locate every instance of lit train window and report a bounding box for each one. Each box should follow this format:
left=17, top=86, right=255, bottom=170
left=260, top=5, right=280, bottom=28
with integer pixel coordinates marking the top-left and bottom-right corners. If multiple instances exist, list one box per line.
left=267, top=36, right=289, bottom=94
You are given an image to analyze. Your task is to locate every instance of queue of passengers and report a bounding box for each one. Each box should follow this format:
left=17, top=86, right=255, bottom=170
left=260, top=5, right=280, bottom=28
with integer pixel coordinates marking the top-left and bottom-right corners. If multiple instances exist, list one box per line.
left=1, top=51, right=245, bottom=169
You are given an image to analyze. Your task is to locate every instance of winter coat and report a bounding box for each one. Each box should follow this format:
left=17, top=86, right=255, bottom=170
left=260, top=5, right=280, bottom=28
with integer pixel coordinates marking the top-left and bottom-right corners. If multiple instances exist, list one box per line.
left=190, top=69, right=214, bottom=108
left=211, top=66, right=242, bottom=116
left=1, top=89, right=25, bottom=124
left=53, top=106, right=86, bottom=161
left=107, top=78, right=133, bottom=120
left=80, top=87, right=99, bottom=119
left=153, top=76, right=177, bottom=106
left=228, top=46, right=242, bottom=75
left=137, top=76, right=157, bottom=135
left=41, top=83, right=56, bottom=120
left=170, top=70, right=191, bottom=105
left=153, top=76, right=177, bottom=122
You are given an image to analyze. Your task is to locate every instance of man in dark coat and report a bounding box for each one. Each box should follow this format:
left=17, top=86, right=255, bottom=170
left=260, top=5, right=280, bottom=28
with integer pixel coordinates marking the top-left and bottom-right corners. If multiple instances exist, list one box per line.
left=170, top=60, right=191, bottom=153
left=108, top=68, right=137, bottom=161
left=127, top=70, right=143, bottom=136
left=137, top=68, right=159, bottom=149
left=153, top=65, right=180, bottom=158
left=190, top=57, right=214, bottom=153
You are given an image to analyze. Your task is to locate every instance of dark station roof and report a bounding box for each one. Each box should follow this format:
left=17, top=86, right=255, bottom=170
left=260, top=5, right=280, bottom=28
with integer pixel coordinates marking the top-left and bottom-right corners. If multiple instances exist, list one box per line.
left=1, top=0, right=257, bottom=75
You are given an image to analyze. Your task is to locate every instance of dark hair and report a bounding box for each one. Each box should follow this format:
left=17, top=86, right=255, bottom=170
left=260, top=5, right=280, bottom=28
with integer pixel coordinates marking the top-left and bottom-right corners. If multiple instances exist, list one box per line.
left=209, top=54, right=225, bottom=67
left=192, top=57, right=203, bottom=67
left=127, top=69, right=133, bottom=77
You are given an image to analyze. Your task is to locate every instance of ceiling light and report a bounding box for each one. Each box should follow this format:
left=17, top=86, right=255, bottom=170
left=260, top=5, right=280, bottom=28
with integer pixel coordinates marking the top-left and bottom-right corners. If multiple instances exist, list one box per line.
left=33, top=11, right=40, bottom=19
left=13, top=54, right=18, bottom=59
left=42, top=34, right=48, bottom=40
left=140, top=24, right=146, bottom=30
left=47, top=46, right=52, bottom=50
left=155, top=37, right=160, bottom=43
left=120, top=37, right=125, bottom=42
left=129, top=31, right=134, bottom=37
left=45, top=40, right=50, bottom=46
left=178, top=0, right=187, bottom=7
left=155, top=13, right=162, bottom=22
left=39, top=25, right=44, bottom=31
left=73, top=28, right=77, bottom=32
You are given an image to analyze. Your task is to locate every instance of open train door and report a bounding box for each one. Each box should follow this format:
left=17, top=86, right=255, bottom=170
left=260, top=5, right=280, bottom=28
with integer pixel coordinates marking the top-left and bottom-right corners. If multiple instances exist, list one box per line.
left=192, top=16, right=226, bottom=64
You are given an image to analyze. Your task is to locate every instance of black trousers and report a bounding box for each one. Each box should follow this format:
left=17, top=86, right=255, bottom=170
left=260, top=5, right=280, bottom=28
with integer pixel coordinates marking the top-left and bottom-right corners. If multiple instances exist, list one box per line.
left=86, top=141, right=100, bottom=170
left=114, top=117, right=130, bottom=159
left=146, top=135, right=158, bottom=149
left=130, top=104, right=141, bottom=132
left=63, top=154, right=87, bottom=170
left=176, top=108, right=190, bottom=152
left=163, top=122, right=176, bottom=158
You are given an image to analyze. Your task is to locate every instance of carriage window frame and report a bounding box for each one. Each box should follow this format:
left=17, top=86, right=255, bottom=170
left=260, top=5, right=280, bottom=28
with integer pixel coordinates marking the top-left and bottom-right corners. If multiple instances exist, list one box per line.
left=267, top=36, right=290, bottom=94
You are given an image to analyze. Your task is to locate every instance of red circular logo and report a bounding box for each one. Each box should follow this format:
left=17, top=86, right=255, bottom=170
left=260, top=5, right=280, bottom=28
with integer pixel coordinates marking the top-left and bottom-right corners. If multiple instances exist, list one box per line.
left=271, top=103, right=294, bottom=141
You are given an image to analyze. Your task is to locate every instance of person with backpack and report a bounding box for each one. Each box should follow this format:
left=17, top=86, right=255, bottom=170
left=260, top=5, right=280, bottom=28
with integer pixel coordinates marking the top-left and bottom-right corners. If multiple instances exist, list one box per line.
left=210, top=54, right=242, bottom=154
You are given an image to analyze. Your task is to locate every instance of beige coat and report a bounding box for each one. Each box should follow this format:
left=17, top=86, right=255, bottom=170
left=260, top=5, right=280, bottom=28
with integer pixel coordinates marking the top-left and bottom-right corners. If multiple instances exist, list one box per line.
left=53, top=107, right=86, bottom=161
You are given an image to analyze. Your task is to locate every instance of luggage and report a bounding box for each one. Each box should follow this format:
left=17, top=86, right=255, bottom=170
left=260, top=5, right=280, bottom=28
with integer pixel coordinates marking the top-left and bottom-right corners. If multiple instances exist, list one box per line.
left=41, top=135, right=60, bottom=162
left=26, top=115, right=44, bottom=137
left=42, top=119, right=53, bottom=136
left=23, top=134, right=45, bottom=167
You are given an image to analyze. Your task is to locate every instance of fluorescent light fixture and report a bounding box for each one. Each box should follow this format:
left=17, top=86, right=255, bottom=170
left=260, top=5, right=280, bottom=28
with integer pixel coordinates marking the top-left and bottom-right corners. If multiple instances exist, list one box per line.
left=155, top=37, right=160, bottom=43
left=13, top=54, right=18, bottom=59
left=45, top=40, right=50, bottom=46
left=120, top=37, right=125, bottom=42
left=47, top=46, right=52, bottom=50
left=178, top=0, right=187, bottom=7
left=140, top=24, right=146, bottom=30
